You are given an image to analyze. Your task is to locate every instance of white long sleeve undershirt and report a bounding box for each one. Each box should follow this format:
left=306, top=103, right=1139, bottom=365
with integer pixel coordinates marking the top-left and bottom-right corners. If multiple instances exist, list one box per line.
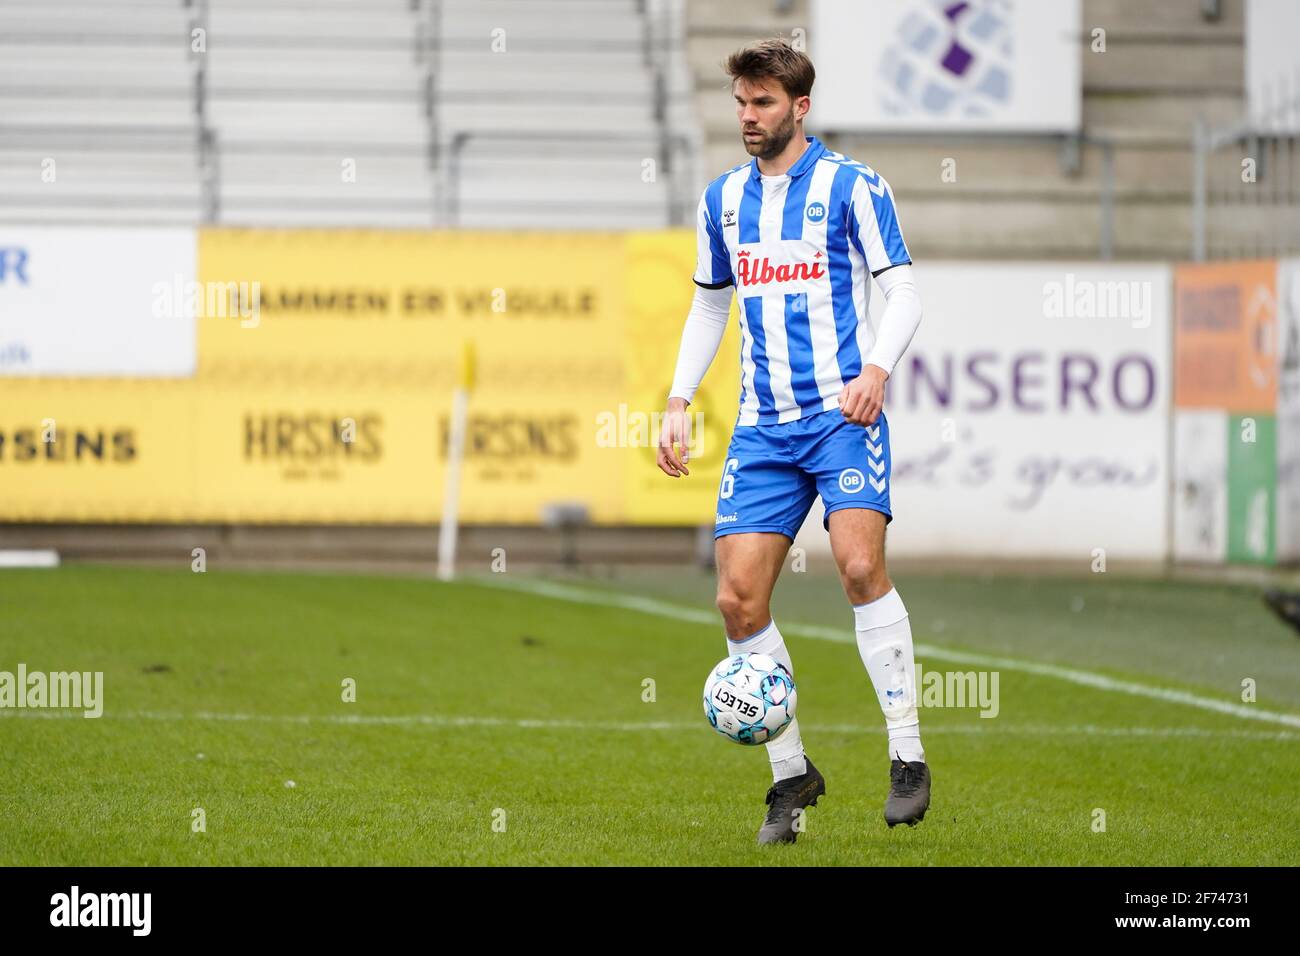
left=667, top=264, right=922, bottom=404
left=863, top=264, right=923, bottom=377
left=667, top=283, right=733, bottom=404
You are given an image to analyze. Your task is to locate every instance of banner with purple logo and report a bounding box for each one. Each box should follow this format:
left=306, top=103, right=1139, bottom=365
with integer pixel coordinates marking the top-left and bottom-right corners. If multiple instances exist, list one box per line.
left=796, top=262, right=1172, bottom=560
left=810, top=0, right=1081, bottom=132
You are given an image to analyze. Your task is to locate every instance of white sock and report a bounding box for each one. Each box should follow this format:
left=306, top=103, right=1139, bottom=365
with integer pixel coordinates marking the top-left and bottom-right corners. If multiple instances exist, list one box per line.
left=853, top=588, right=925, bottom=764
left=727, top=619, right=807, bottom=782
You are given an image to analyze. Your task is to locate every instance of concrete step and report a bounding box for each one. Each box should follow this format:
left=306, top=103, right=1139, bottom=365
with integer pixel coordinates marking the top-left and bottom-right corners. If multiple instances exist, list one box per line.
left=0, top=0, right=188, bottom=7
left=0, top=44, right=190, bottom=67
left=0, top=64, right=192, bottom=90
left=0, top=201, right=202, bottom=225
left=0, top=145, right=197, bottom=166
left=1203, top=204, right=1300, bottom=258
left=1082, top=37, right=1242, bottom=94
left=813, top=137, right=1203, bottom=193
left=439, top=102, right=658, bottom=132
left=0, top=96, right=194, bottom=126
left=215, top=204, right=433, bottom=227
left=438, top=51, right=645, bottom=75
left=1084, top=0, right=1243, bottom=36
left=437, top=19, right=644, bottom=45
left=0, top=8, right=187, bottom=33
left=204, top=9, right=415, bottom=39
left=207, top=0, right=413, bottom=8
left=219, top=154, right=429, bottom=181
left=0, top=179, right=200, bottom=200
left=438, top=68, right=684, bottom=96
left=207, top=69, right=422, bottom=95
left=458, top=176, right=670, bottom=204
left=1083, top=92, right=1241, bottom=137
left=440, top=0, right=641, bottom=20
left=687, top=0, right=805, bottom=34
left=207, top=100, right=425, bottom=134
left=456, top=204, right=673, bottom=229
left=897, top=195, right=1195, bottom=260
left=223, top=182, right=429, bottom=201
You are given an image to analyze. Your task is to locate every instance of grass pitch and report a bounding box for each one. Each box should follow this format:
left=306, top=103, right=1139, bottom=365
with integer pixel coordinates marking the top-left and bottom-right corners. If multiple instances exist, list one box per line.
left=1, top=563, right=1297, bottom=866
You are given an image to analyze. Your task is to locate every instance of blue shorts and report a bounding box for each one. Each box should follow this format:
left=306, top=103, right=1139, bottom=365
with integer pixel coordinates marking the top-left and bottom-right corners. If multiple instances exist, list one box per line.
left=714, top=408, right=892, bottom=541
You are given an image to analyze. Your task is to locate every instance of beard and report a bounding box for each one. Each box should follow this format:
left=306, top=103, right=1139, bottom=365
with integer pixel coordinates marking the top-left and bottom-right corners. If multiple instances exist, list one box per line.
left=743, top=106, right=797, bottom=160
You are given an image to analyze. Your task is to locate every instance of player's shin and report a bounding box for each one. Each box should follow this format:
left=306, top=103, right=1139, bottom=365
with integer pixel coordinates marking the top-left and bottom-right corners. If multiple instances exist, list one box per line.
left=853, top=589, right=925, bottom=763
left=727, top=620, right=807, bottom=781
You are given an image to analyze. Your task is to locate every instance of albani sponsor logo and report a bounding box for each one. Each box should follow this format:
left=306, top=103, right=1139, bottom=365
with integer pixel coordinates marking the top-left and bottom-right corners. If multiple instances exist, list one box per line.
left=735, top=249, right=826, bottom=287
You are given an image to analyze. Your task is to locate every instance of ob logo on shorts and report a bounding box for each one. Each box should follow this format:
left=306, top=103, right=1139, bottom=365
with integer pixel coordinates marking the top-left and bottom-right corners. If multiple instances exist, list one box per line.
left=838, top=467, right=865, bottom=494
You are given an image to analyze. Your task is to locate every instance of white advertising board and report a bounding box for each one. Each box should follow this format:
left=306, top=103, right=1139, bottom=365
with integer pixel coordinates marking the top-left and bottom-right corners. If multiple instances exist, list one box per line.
left=0, top=227, right=197, bottom=377
left=797, top=262, right=1172, bottom=560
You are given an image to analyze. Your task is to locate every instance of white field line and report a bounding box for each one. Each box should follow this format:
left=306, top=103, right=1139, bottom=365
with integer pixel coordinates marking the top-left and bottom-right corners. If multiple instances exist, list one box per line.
left=1, top=708, right=1296, bottom=740
left=482, top=577, right=1300, bottom=730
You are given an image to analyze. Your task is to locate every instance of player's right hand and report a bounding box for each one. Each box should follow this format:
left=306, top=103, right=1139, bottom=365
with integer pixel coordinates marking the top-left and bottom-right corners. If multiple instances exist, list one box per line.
left=657, top=399, right=692, bottom=477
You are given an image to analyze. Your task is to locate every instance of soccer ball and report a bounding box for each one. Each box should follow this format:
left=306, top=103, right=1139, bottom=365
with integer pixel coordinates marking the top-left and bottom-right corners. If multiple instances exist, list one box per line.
left=703, top=653, right=797, bottom=745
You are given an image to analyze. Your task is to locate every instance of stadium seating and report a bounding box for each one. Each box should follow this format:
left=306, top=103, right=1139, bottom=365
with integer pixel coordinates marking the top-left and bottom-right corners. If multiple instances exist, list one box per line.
left=435, top=0, right=700, bottom=228
left=0, top=0, right=1283, bottom=255
left=0, top=0, right=700, bottom=229
left=0, top=0, right=202, bottom=224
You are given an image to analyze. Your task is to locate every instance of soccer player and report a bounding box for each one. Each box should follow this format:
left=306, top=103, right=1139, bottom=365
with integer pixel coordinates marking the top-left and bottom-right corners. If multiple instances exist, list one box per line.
left=657, top=39, right=930, bottom=844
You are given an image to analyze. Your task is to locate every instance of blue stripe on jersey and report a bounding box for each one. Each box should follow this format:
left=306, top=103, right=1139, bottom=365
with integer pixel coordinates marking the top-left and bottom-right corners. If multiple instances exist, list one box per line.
left=780, top=167, right=815, bottom=241
left=703, top=177, right=732, bottom=284
left=742, top=295, right=777, bottom=413
left=869, top=179, right=910, bottom=265
left=736, top=316, right=756, bottom=410
left=783, top=292, right=821, bottom=409
left=827, top=164, right=863, bottom=383
left=738, top=174, right=763, bottom=245
left=846, top=194, right=867, bottom=261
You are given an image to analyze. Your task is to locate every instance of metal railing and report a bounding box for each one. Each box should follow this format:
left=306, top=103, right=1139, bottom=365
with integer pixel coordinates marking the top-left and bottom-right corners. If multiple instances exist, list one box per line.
left=185, top=0, right=216, bottom=220
left=1192, top=75, right=1300, bottom=261
left=416, top=0, right=442, bottom=184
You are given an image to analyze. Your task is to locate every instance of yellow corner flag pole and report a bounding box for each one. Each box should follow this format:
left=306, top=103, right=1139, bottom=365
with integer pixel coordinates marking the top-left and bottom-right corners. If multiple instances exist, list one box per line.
left=437, top=341, right=475, bottom=581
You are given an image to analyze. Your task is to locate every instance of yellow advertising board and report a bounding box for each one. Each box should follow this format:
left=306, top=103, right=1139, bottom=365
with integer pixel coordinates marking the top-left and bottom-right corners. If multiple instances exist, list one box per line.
left=622, top=231, right=741, bottom=524
left=0, top=228, right=742, bottom=525
left=0, top=375, right=631, bottom=524
left=0, top=379, right=197, bottom=522
left=197, top=229, right=626, bottom=371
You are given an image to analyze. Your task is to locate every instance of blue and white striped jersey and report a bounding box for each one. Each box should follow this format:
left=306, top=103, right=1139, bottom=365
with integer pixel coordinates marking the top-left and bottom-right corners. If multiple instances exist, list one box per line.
left=693, top=135, right=912, bottom=426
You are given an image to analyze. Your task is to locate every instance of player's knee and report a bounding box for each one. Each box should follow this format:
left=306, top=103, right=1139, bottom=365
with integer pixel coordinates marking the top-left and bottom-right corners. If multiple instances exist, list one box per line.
left=840, top=554, right=886, bottom=598
left=715, top=584, right=745, bottom=620
left=716, top=584, right=765, bottom=634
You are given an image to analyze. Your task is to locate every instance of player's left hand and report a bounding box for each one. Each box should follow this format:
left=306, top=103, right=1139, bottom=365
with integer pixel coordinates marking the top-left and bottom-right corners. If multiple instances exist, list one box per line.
left=838, top=365, right=888, bottom=425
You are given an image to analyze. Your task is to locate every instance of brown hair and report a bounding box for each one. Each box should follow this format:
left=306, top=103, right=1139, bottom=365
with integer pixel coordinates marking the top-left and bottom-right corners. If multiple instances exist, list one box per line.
left=724, top=38, right=815, bottom=100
